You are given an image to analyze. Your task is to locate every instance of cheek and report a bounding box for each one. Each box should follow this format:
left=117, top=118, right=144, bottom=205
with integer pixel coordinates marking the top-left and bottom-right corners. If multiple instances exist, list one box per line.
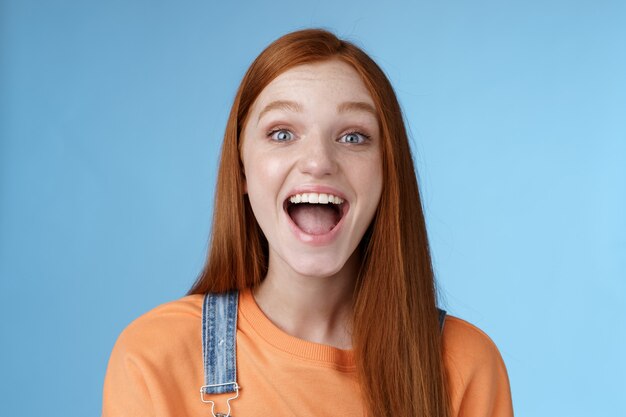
left=356, top=154, right=383, bottom=198
left=365, top=164, right=384, bottom=219
left=243, top=156, right=288, bottom=204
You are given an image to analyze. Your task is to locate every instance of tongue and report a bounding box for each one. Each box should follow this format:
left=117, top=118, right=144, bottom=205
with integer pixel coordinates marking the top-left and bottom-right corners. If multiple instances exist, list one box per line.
left=289, top=204, right=341, bottom=235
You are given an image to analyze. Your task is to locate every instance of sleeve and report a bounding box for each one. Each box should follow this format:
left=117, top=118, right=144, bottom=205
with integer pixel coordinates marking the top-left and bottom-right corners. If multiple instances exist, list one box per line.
left=443, top=317, right=514, bottom=417
left=101, top=328, right=155, bottom=417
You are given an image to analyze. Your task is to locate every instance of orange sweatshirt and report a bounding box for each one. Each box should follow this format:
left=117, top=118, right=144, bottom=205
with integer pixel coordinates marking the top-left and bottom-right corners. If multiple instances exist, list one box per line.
left=102, top=289, right=513, bottom=416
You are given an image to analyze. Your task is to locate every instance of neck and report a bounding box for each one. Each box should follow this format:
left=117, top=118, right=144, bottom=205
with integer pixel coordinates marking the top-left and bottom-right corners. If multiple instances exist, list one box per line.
left=252, top=252, right=359, bottom=350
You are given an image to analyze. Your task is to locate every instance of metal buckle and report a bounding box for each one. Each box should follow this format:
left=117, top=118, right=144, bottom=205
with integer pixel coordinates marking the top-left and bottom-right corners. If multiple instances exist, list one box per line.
left=200, top=382, right=240, bottom=417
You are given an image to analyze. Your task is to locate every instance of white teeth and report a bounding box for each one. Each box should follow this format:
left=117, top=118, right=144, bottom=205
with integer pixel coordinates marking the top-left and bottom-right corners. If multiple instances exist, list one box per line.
left=288, top=192, right=344, bottom=205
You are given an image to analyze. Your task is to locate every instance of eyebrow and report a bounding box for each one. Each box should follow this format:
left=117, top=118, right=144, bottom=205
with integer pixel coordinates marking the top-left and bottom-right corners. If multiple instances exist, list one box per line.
left=257, top=100, right=302, bottom=124
left=337, top=101, right=377, bottom=118
left=257, top=100, right=378, bottom=124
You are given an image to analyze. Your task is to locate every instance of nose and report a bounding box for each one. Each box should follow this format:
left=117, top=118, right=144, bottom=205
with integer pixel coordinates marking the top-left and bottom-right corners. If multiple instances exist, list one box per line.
left=297, top=133, right=338, bottom=178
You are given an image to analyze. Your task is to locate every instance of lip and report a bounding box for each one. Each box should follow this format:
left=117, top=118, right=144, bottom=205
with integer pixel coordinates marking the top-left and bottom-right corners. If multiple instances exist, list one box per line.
left=282, top=185, right=350, bottom=246
left=284, top=185, right=348, bottom=202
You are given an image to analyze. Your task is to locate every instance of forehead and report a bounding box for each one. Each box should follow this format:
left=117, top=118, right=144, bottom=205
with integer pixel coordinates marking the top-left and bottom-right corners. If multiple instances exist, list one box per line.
left=251, top=60, right=375, bottom=111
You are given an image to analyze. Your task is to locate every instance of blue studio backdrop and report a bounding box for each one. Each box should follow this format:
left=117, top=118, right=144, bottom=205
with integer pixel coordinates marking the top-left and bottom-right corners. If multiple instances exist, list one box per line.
left=1, top=1, right=624, bottom=416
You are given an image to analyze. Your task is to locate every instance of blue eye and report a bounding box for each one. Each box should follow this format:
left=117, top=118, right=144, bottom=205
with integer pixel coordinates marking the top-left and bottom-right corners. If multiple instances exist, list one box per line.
left=340, top=132, right=369, bottom=144
left=269, top=129, right=294, bottom=142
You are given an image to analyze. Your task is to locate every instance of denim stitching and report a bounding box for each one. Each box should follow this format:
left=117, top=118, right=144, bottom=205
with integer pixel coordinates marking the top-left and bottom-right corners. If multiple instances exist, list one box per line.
left=202, top=291, right=239, bottom=395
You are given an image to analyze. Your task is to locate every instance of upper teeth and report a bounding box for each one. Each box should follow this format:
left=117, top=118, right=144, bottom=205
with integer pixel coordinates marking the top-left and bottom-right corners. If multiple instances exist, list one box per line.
left=289, top=193, right=344, bottom=204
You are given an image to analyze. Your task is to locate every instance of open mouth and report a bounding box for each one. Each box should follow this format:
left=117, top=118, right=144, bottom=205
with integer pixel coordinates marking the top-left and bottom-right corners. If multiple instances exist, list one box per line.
left=283, top=192, right=348, bottom=236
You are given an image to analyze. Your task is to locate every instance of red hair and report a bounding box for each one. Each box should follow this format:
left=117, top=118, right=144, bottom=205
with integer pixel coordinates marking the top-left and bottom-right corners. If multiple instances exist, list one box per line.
left=189, top=29, right=449, bottom=417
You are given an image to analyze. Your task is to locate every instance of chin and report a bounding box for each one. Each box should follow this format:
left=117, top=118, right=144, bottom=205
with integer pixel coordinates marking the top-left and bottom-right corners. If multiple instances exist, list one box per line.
left=290, top=257, right=349, bottom=279
left=294, top=265, right=341, bottom=278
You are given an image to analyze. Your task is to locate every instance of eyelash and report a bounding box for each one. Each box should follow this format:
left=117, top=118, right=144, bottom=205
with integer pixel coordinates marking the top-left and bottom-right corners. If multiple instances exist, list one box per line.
left=267, top=128, right=293, bottom=142
left=266, top=129, right=371, bottom=144
left=340, top=131, right=371, bottom=144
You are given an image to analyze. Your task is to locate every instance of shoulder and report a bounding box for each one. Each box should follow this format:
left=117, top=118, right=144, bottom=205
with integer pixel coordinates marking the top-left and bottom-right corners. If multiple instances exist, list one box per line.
left=442, top=315, right=507, bottom=379
left=442, top=316, right=513, bottom=416
left=111, top=294, right=205, bottom=361
left=442, top=315, right=504, bottom=361
left=103, top=295, right=206, bottom=415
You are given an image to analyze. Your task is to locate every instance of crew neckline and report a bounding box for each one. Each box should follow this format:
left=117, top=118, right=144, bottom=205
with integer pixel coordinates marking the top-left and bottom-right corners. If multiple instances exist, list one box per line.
left=238, top=288, right=356, bottom=371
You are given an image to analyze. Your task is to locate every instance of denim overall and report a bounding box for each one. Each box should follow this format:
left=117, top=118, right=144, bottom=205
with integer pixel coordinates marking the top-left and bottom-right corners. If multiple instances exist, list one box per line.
left=199, top=291, right=447, bottom=417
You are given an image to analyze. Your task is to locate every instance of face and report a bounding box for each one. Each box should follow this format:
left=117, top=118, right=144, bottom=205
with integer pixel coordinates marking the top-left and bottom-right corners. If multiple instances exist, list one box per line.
left=240, top=59, right=383, bottom=279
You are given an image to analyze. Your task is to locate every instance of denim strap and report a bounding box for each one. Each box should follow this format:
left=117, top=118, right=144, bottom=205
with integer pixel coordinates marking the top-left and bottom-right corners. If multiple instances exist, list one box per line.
left=201, top=291, right=239, bottom=396
left=437, top=308, right=447, bottom=331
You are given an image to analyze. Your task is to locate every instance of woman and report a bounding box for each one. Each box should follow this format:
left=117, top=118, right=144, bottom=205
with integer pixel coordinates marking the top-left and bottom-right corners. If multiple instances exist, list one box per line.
left=103, top=29, right=513, bottom=417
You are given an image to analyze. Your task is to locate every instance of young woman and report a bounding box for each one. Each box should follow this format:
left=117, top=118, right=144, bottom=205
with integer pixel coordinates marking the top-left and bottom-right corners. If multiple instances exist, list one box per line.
left=103, top=29, right=513, bottom=417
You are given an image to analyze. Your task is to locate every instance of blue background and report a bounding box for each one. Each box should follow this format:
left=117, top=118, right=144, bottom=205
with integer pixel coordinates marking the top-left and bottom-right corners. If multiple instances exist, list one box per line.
left=1, top=1, right=624, bottom=415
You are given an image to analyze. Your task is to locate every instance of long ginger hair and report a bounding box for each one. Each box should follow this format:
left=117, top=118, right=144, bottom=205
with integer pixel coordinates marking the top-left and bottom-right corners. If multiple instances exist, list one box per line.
left=189, top=29, right=449, bottom=417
